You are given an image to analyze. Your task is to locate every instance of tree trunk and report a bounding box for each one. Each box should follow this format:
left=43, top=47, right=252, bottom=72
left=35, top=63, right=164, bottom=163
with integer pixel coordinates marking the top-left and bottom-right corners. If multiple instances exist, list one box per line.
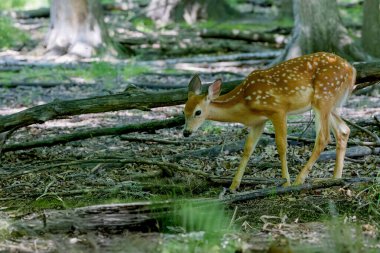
left=362, top=0, right=380, bottom=57
left=273, top=0, right=368, bottom=64
left=44, top=0, right=121, bottom=58
left=146, top=0, right=236, bottom=26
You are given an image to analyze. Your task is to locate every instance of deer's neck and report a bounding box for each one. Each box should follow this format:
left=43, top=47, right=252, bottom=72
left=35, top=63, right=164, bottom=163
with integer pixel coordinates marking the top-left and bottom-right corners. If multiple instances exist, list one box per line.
left=208, top=99, right=247, bottom=123
left=207, top=91, right=269, bottom=126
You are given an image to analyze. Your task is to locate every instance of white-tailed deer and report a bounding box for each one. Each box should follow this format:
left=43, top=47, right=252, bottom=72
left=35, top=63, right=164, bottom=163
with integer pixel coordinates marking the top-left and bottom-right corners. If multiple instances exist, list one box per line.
left=183, top=52, right=356, bottom=191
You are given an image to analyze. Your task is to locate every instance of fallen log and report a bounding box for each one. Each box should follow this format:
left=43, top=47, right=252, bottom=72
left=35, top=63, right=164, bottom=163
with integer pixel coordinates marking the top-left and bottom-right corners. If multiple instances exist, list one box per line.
left=317, top=146, right=379, bottom=161
left=353, top=61, right=380, bottom=83
left=9, top=177, right=374, bottom=235
left=0, top=81, right=238, bottom=134
left=11, top=200, right=174, bottom=234
left=200, top=29, right=287, bottom=45
left=0, top=61, right=378, bottom=134
left=2, top=115, right=184, bottom=153
left=210, top=176, right=286, bottom=186
left=141, top=51, right=280, bottom=65
left=221, top=177, right=375, bottom=203
left=0, top=81, right=95, bottom=88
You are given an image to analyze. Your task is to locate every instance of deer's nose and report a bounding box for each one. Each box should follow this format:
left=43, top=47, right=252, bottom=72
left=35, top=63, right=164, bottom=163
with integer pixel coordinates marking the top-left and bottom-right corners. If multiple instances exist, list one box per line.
left=183, top=130, right=192, bottom=137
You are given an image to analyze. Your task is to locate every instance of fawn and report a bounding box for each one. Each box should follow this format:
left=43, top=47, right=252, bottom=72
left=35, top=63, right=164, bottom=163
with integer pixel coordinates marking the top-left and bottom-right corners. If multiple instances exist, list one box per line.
left=183, top=52, right=356, bottom=191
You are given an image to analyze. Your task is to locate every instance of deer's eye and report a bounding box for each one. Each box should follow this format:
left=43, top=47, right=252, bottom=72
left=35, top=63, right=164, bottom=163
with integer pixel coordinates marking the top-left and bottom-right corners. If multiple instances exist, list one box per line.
left=195, top=110, right=202, bottom=116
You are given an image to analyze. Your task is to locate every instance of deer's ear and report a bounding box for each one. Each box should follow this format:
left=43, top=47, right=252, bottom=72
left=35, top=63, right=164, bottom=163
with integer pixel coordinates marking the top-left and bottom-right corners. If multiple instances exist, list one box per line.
left=188, top=75, right=202, bottom=96
left=207, top=79, right=222, bottom=101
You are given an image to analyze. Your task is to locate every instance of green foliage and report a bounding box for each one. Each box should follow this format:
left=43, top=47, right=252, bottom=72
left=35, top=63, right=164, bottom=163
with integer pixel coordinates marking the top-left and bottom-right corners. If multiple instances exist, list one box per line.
left=175, top=202, right=231, bottom=232
left=163, top=68, right=182, bottom=74
left=88, top=61, right=118, bottom=79
left=363, top=176, right=380, bottom=219
left=0, top=62, right=150, bottom=89
left=225, top=0, right=240, bottom=7
left=161, top=201, right=238, bottom=253
left=0, top=16, right=29, bottom=50
left=132, top=18, right=155, bottom=33
left=0, top=0, right=48, bottom=10
left=293, top=219, right=378, bottom=253
left=202, top=123, right=223, bottom=135
left=327, top=221, right=365, bottom=253
left=99, top=0, right=115, bottom=4
left=31, top=195, right=68, bottom=209
left=339, top=5, right=363, bottom=26
left=123, top=64, right=150, bottom=79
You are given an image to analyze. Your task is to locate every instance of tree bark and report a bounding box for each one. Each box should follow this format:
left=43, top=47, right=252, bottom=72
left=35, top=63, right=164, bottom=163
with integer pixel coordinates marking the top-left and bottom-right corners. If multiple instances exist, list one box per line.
left=362, top=0, right=380, bottom=57
left=273, top=0, right=369, bottom=64
left=11, top=201, right=174, bottom=234
left=44, top=0, right=122, bottom=57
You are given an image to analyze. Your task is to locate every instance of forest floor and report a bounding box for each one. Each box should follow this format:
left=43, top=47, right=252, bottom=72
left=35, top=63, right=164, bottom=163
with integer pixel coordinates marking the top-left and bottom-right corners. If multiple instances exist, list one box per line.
left=0, top=2, right=379, bottom=252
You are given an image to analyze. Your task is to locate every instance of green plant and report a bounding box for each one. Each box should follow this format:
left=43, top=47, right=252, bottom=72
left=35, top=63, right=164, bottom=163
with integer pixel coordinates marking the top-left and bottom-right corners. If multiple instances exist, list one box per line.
left=0, top=0, right=49, bottom=10
left=327, top=221, right=365, bottom=253
left=132, top=18, right=155, bottom=33
left=202, top=122, right=223, bottom=135
left=363, top=176, right=380, bottom=219
left=161, top=201, right=238, bottom=253
left=123, top=64, right=150, bottom=79
left=0, top=16, right=29, bottom=49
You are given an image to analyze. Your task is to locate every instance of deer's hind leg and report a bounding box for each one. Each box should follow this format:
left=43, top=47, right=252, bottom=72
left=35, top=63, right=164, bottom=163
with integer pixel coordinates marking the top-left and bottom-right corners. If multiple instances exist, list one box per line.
left=330, top=111, right=350, bottom=179
left=294, top=107, right=332, bottom=185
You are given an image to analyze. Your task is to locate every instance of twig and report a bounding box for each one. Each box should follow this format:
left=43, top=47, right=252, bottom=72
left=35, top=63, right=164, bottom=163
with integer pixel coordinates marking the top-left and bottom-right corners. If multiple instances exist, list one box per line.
left=353, top=81, right=380, bottom=93
left=0, top=128, right=17, bottom=156
left=345, top=157, right=366, bottom=164
left=264, top=132, right=380, bottom=147
left=343, top=117, right=380, bottom=144
left=221, top=178, right=375, bottom=203
left=210, top=176, right=286, bottom=186
left=120, top=136, right=216, bottom=146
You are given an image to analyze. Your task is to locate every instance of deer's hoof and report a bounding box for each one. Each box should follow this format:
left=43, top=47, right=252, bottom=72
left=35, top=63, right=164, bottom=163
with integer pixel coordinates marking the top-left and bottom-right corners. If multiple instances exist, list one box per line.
left=218, top=187, right=236, bottom=199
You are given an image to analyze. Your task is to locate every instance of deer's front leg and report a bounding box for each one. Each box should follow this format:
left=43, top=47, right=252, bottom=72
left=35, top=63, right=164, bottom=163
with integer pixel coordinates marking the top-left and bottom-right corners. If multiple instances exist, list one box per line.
left=229, top=123, right=265, bottom=191
left=271, top=114, right=291, bottom=186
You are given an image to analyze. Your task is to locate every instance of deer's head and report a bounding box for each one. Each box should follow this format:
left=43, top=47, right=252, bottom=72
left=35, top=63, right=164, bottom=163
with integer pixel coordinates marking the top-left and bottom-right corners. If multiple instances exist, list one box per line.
left=183, top=75, right=221, bottom=137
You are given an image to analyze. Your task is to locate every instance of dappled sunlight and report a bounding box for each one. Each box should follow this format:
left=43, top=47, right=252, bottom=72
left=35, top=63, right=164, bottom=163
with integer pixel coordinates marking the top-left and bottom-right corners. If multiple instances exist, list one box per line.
left=0, top=107, right=27, bottom=115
